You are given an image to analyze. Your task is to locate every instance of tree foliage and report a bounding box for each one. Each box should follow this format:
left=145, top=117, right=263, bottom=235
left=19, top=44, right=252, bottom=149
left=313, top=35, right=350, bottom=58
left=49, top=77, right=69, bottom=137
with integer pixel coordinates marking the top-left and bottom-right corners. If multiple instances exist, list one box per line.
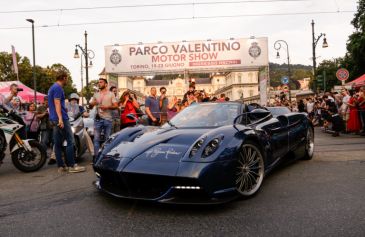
left=81, top=79, right=99, bottom=99
left=269, top=63, right=312, bottom=89
left=344, top=0, right=365, bottom=80
left=0, top=51, right=77, bottom=96
left=315, top=59, right=344, bottom=91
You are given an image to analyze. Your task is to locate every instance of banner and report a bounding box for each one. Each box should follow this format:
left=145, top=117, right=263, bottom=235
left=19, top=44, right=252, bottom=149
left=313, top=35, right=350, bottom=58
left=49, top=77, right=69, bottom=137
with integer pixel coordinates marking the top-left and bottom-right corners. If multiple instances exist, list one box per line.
left=105, top=37, right=268, bottom=75
left=11, top=45, right=19, bottom=77
left=259, top=67, right=268, bottom=106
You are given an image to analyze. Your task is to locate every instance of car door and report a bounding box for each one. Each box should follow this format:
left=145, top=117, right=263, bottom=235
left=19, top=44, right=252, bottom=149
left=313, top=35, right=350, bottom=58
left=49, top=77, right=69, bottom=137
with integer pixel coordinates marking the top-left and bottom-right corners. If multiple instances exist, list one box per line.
left=260, top=115, right=289, bottom=161
left=287, top=114, right=306, bottom=150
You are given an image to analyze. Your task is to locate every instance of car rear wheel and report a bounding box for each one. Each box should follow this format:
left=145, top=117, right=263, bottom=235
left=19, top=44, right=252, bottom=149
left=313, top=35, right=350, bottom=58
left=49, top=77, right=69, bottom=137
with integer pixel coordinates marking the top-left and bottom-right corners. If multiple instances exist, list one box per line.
left=235, top=142, right=265, bottom=197
left=302, top=128, right=314, bottom=160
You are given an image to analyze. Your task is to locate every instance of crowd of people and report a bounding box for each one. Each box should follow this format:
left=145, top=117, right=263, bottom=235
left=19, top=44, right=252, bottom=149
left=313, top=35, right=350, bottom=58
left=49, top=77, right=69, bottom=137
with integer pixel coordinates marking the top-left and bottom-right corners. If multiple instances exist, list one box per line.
left=0, top=75, right=231, bottom=174
left=275, top=88, right=365, bottom=137
left=2, top=73, right=363, bottom=173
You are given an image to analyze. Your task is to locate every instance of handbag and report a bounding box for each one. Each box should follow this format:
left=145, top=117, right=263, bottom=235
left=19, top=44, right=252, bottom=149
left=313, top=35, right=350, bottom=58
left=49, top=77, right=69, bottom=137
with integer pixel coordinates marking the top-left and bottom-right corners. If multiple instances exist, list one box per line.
left=26, top=113, right=36, bottom=133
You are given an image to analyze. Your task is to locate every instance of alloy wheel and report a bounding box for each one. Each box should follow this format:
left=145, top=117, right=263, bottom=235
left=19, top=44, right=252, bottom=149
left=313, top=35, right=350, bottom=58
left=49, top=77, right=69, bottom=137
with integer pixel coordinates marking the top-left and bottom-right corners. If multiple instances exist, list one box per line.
left=306, top=128, right=314, bottom=158
left=236, top=143, right=264, bottom=196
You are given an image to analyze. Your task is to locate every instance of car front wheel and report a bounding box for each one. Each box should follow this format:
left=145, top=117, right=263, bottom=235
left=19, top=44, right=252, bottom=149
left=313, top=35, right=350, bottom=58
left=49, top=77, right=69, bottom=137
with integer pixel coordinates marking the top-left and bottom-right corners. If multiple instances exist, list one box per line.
left=302, top=128, right=314, bottom=160
left=235, top=142, right=265, bottom=197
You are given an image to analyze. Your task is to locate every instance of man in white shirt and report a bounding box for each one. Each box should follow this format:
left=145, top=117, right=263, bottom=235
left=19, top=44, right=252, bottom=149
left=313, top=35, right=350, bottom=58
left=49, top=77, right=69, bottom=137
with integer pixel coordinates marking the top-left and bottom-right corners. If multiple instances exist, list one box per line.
left=306, top=98, right=314, bottom=113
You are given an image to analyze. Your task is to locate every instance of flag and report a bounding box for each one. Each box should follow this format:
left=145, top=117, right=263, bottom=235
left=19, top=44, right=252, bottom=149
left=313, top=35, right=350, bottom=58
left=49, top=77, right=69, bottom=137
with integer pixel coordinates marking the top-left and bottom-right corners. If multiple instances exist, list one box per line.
left=11, top=45, right=19, bottom=79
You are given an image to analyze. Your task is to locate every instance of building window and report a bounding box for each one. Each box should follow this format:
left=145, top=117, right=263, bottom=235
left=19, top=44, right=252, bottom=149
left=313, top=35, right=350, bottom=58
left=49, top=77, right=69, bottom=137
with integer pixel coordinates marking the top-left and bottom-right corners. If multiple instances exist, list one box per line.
left=248, top=72, right=253, bottom=83
left=238, top=74, right=242, bottom=83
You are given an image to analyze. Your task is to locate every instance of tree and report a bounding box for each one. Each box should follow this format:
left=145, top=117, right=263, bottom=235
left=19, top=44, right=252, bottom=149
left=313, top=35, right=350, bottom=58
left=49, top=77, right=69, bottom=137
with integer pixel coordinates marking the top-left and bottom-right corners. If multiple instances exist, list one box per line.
left=315, top=59, right=343, bottom=91
left=81, top=79, right=99, bottom=100
left=0, top=51, right=77, bottom=96
left=269, top=63, right=312, bottom=89
left=345, top=0, right=365, bottom=80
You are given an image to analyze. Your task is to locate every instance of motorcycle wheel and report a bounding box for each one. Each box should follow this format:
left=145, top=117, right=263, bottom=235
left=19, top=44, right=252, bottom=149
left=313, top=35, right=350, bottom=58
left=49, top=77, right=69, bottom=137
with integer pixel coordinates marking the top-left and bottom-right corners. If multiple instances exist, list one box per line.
left=11, top=140, right=47, bottom=172
left=0, top=132, right=6, bottom=163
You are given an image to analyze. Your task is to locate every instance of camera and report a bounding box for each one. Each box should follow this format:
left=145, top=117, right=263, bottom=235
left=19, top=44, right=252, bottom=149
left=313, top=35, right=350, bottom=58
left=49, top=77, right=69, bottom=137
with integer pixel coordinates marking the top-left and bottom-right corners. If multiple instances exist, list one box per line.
left=17, top=88, right=23, bottom=92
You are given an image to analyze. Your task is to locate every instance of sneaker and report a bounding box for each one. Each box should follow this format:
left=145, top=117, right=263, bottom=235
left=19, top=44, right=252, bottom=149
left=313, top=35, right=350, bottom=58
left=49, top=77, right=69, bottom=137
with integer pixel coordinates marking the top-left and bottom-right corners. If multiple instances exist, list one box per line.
left=48, top=158, right=57, bottom=165
left=68, top=164, right=86, bottom=173
left=58, top=166, right=68, bottom=173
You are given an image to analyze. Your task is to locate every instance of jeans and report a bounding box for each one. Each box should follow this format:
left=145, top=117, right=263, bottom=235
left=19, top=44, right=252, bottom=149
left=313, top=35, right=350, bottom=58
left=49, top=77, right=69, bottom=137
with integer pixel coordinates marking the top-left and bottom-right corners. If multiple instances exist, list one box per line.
left=53, top=120, right=75, bottom=168
left=40, top=129, right=53, bottom=148
left=41, top=129, right=53, bottom=158
left=94, top=119, right=112, bottom=157
left=112, top=118, right=120, bottom=134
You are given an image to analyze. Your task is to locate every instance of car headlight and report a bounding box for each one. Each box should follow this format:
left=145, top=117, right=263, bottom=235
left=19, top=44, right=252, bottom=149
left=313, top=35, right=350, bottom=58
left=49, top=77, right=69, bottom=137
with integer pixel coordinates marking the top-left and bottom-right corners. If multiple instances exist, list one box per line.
left=202, top=137, right=222, bottom=158
left=189, top=138, right=206, bottom=158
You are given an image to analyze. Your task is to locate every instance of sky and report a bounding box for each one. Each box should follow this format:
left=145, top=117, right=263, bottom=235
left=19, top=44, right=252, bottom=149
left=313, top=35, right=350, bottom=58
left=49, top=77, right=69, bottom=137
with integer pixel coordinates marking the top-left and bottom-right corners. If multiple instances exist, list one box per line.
left=0, top=0, right=359, bottom=90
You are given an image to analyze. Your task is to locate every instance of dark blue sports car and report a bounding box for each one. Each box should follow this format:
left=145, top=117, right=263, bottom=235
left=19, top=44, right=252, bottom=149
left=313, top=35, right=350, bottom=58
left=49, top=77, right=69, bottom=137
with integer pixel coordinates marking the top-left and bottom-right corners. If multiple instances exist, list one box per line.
left=93, top=102, right=314, bottom=204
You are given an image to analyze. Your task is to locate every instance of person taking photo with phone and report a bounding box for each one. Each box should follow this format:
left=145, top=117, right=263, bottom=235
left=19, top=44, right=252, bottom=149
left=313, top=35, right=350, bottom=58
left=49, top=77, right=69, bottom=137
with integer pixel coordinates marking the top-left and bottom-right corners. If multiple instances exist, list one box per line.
left=120, top=90, right=140, bottom=129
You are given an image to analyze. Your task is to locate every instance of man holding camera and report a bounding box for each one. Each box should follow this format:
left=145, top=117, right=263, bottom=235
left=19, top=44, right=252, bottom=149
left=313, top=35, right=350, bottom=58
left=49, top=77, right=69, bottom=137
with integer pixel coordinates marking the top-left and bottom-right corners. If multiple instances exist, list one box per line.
left=4, top=83, right=23, bottom=109
left=90, top=78, right=118, bottom=159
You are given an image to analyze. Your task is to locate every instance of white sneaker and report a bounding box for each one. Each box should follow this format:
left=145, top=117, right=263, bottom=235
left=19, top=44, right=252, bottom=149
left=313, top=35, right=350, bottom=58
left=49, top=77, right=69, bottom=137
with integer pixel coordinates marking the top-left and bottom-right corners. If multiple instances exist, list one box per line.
left=68, top=164, right=86, bottom=173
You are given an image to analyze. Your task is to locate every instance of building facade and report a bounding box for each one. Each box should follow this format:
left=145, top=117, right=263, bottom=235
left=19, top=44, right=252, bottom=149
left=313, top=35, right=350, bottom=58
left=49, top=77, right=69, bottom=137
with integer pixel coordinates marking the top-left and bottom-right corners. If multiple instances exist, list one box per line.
left=99, top=69, right=260, bottom=101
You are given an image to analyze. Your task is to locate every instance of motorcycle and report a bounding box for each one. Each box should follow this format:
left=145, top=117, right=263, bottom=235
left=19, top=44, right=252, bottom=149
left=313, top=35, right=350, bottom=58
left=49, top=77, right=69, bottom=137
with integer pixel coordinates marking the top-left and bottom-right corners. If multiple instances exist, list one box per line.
left=0, top=108, right=47, bottom=172
left=62, top=112, right=88, bottom=161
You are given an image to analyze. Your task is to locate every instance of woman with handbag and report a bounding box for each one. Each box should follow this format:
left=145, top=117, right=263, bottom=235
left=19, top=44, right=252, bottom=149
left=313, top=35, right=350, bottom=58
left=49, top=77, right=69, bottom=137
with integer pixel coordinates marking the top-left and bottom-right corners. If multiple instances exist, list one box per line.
left=23, top=103, right=41, bottom=140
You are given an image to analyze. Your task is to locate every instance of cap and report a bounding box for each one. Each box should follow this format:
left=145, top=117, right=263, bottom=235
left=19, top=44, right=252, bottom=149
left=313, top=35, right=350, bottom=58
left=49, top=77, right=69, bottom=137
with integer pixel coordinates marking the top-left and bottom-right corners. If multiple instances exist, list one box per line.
left=69, top=93, right=80, bottom=100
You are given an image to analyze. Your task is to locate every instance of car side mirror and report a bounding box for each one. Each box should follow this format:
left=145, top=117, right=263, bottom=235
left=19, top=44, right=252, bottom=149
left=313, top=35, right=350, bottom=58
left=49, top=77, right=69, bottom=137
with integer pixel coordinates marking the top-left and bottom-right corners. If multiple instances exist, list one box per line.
left=126, top=113, right=139, bottom=126
left=126, top=113, right=136, bottom=120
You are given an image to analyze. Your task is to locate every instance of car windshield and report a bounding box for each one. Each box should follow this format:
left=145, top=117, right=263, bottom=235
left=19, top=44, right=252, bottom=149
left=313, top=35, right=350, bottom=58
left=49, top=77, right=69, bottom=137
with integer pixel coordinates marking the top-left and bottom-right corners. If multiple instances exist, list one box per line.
left=165, top=103, right=240, bottom=128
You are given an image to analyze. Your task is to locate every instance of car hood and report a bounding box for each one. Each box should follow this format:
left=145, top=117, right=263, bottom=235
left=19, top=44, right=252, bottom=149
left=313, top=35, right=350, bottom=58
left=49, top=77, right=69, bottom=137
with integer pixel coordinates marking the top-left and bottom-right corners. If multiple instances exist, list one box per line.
left=106, top=127, right=210, bottom=160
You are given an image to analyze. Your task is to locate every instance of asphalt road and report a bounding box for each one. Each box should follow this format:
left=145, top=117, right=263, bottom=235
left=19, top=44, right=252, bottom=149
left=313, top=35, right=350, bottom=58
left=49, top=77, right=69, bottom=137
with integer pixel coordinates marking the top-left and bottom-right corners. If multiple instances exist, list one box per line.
left=0, top=129, right=364, bottom=237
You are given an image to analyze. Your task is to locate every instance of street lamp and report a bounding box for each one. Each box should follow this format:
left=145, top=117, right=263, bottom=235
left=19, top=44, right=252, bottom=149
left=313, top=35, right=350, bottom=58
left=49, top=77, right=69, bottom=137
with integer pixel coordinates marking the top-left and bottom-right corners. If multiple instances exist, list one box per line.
left=274, top=40, right=292, bottom=102
left=74, top=31, right=95, bottom=102
left=311, top=20, right=328, bottom=91
left=26, top=18, right=37, bottom=104
left=73, top=51, right=93, bottom=106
